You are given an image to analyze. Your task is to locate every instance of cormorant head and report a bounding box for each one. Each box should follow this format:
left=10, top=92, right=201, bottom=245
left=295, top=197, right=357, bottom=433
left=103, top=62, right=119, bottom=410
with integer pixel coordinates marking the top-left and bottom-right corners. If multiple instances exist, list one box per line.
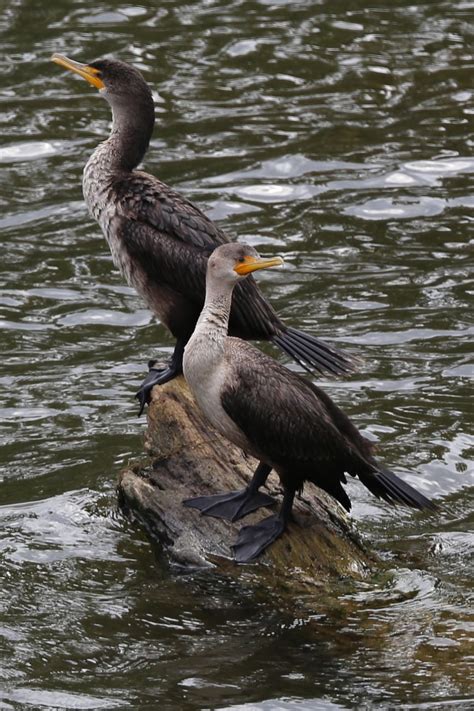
left=51, top=54, right=154, bottom=114
left=208, top=243, right=283, bottom=286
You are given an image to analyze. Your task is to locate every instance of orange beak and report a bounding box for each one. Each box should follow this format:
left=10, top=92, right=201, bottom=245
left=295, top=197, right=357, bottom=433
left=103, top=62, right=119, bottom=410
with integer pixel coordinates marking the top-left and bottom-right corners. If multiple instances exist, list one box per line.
left=51, top=53, right=105, bottom=90
left=234, top=255, right=284, bottom=275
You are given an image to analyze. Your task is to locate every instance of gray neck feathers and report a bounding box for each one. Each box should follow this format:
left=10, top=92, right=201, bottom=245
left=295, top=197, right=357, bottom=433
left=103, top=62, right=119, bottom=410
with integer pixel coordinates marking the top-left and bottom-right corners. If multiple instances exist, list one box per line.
left=198, top=276, right=233, bottom=333
left=189, top=276, right=234, bottom=357
left=85, top=134, right=123, bottom=177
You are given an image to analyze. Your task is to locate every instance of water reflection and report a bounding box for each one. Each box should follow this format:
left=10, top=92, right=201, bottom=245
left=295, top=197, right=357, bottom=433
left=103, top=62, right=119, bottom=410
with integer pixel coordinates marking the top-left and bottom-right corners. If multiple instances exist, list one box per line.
left=0, top=0, right=473, bottom=708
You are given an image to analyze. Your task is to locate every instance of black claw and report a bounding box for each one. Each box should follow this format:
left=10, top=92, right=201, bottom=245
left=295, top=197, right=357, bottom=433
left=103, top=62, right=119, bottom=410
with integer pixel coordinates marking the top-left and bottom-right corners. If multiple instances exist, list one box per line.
left=135, top=367, right=169, bottom=417
left=232, top=514, right=286, bottom=562
left=137, top=392, right=146, bottom=418
left=135, top=340, right=186, bottom=416
left=183, top=489, right=276, bottom=522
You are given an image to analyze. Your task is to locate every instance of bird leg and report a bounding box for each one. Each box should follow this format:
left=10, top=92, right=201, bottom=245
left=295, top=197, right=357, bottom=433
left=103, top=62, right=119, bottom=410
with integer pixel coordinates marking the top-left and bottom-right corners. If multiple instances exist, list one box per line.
left=136, top=339, right=186, bottom=416
left=231, top=486, right=295, bottom=563
left=183, top=462, right=275, bottom=522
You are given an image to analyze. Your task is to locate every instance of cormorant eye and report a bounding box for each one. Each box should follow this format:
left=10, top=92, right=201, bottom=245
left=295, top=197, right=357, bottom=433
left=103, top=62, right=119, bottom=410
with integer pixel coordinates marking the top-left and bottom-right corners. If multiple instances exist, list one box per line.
left=238, top=257, right=245, bottom=263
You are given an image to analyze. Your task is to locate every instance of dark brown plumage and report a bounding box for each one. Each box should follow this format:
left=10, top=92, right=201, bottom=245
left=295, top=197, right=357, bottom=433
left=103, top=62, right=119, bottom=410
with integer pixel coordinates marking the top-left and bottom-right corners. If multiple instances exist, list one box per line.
left=52, top=54, right=356, bottom=413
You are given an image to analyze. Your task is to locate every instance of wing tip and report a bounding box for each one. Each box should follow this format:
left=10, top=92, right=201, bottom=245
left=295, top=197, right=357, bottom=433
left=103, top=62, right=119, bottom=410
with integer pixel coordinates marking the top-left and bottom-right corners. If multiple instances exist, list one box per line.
left=273, top=327, right=359, bottom=377
left=375, top=468, right=438, bottom=512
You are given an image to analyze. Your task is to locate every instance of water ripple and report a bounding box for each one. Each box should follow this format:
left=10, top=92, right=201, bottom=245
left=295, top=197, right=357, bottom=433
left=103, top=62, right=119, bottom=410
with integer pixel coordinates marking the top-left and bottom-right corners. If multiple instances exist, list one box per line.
left=0, top=0, right=472, bottom=708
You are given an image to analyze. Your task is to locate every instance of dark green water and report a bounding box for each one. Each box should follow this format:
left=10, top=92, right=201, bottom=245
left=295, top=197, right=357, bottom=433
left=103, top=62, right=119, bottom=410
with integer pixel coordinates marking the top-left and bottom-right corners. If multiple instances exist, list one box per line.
left=1, top=1, right=473, bottom=708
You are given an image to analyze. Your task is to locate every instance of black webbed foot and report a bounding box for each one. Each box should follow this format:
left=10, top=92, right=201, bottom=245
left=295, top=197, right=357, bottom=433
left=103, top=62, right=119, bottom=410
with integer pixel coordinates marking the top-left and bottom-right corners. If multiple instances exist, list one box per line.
left=183, top=488, right=276, bottom=522
left=231, top=514, right=286, bottom=562
left=135, top=339, right=187, bottom=417
left=136, top=364, right=178, bottom=416
left=232, top=485, right=295, bottom=562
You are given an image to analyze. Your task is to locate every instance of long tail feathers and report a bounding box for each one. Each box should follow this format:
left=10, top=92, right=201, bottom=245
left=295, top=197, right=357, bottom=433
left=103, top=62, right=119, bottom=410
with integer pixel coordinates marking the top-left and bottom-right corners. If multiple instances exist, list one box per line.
left=361, top=467, right=438, bottom=511
left=272, top=326, right=358, bottom=376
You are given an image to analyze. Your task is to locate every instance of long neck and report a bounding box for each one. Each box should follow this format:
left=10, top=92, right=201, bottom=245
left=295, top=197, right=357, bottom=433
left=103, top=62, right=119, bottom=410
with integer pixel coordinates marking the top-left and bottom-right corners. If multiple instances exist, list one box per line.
left=188, top=275, right=234, bottom=357
left=92, top=93, right=155, bottom=174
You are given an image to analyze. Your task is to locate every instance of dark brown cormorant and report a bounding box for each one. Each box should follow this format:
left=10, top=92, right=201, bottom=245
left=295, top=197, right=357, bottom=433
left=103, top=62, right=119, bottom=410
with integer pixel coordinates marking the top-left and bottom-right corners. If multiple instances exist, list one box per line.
left=51, top=54, right=356, bottom=414
left=182, top=243, right=437, bottom=562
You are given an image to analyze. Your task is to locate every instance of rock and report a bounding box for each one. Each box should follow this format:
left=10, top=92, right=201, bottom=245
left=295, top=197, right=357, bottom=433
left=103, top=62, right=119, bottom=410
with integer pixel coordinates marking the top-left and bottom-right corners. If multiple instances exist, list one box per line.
left=118, top=377, right=375, bottom=581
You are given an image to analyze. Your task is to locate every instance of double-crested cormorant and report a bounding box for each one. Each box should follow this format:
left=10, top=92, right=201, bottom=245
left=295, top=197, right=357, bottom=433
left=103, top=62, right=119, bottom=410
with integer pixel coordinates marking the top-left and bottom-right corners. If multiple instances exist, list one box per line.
left=182, top=243, right=437, bottom=562
left=51, top=54, right=356, bottom=414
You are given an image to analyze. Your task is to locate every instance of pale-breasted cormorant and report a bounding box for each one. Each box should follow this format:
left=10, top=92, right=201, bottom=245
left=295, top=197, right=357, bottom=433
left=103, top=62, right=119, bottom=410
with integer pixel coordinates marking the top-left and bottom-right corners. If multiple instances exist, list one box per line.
left=51, top=54, right=356, bottom=414
left=182, top=243, right=437, bottom=562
